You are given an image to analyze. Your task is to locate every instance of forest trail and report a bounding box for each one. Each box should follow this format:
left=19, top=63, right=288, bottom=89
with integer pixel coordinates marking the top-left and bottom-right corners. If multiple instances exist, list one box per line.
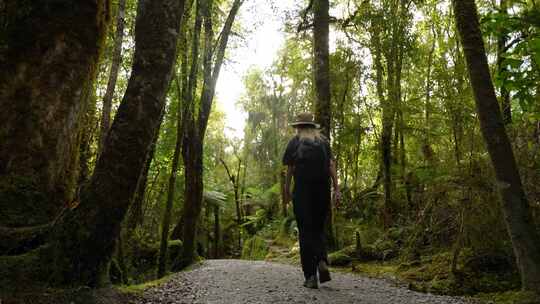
left=138, top=260, right=474, bottom=304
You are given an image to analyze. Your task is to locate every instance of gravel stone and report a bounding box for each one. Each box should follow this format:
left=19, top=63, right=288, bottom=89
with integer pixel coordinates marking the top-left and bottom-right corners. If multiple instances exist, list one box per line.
left=138, top=259, right=476, bottom=304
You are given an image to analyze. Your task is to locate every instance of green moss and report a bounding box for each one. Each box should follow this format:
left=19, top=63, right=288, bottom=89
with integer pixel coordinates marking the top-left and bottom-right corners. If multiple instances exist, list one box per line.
left=397, top=251, right=520, bottom=296
left=117, top=274, right=174, bottom=295
left=351, top=261, right=400, bottom=278
left=0, top=246, right=51, bottom=295
left=476, top=291, right=540, bottom=304
left=0, top=175, right=53, bottom=226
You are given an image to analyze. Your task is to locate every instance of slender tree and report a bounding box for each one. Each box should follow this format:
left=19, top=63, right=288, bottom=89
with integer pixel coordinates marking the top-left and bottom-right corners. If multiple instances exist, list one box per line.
left=156, top=0, right=194, bottom=278
left=312, top=0, right=338, bottom=250
left=496, top=0, right=511, bottom=125
left=220, top=157, right=243, bottom=250
left=453, top=0, right=540, bottom=292
left=176, top=0, right=243, bottom=269
left=313, top=0, right=331, bottom=138
left=157, top=94, right=183, bottom=277
left=99, top=0, right=127, bottom=153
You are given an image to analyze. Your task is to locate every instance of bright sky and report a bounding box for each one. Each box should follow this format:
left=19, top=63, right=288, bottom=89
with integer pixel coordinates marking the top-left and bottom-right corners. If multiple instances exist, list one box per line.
left=215, top=0, right=298, bottom=140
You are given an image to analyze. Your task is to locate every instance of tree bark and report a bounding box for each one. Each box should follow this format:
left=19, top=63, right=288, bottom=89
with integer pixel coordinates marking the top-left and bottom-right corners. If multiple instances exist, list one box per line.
left=79, top=89, right=99, bottom=188
left=0, top=0, right=110, bottom=227
left=126, top=134, right=157, bottom=232
left=313, top=0, right=331, bottom=138
left=424, top=26, right=435, bottom=145
left=49, top=0, right=185, bottom=287
left=99, top=0, right=127, bottom=153
left=157, top=74, right=186, bottom=279
left=496, top=0, right=511, bottom=125
left=176, top=0, right=243, bottom=269
left=453, top=0, right=540, bottom=293
left=313, top=0, right=336, bottom=249
left=370, top=11, right=394, bottom=228
left=173, top=0, right=204, bottom=270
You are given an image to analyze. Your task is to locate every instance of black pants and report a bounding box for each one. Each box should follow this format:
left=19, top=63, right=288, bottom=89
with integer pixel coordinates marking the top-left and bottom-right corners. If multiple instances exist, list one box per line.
left=293, top=178, right=330, bottom=279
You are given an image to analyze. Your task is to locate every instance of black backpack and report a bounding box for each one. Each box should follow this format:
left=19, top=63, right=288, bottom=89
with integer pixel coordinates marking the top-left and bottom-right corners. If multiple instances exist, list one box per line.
left=293, top=137, right=330, bottom=182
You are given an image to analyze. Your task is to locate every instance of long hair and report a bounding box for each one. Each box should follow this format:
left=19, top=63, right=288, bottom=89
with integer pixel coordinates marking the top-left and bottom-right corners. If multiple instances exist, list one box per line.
left=296, top=125, right=322, bottom=141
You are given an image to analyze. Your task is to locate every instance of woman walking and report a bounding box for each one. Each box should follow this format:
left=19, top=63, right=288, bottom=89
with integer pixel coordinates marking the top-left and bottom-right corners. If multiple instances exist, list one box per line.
left=283, top=112, right=341, bottom=289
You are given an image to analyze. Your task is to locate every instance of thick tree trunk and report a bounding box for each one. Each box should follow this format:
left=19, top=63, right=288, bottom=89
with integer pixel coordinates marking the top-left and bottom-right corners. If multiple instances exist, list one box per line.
left=49, top=0, right=185, bottom=287
left=453, top=0, right=540, bottom=293
left=0, top=0, right=110, bottom=227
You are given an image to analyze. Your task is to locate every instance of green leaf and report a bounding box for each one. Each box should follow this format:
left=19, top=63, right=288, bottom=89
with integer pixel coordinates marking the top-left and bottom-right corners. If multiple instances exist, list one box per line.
left=502, top=57, right=523, bottom=69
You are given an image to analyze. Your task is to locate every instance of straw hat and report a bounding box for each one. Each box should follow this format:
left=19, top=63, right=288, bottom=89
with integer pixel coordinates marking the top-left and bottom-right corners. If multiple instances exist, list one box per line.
left=290, top=112, right=320, bottom=128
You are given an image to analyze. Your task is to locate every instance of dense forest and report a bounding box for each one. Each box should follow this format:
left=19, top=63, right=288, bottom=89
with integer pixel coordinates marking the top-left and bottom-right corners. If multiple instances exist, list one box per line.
left=1, top=0, right=540, bottom=303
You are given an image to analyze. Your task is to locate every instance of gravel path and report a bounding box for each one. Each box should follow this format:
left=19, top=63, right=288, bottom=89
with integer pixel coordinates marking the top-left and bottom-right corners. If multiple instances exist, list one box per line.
left=139, top=259, right=475, bottom=304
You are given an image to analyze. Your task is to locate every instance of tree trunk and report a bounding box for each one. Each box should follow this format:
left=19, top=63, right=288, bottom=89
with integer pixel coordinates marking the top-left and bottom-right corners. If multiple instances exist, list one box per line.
left=168, top=8, right=193, bottom=242
left=424, top=26, right=435, bottom=145
left=313, top=0, right=331, bottom=138
left=79, top=90, right=99, bottom=188
left=176, top=0, right=243, bottom=269
left=220, top=158, right=243, bottom=250
left=0, top=0, right=110, bottom=227
left=126, top=133, right=157, bottom=232
left=496, top=0, right=511, bottom=125
left=49, top=0, right=185, bottom=287
left=313, top=0, right=336, bottom=249
left=176, top=136, right=204, bottom=269
left=213, top=205, right=221, bottom=258
left=157, top=74, right=186, bottom=279
left=99, top=0, right=127, bottom=153
left=280, top=169, right=287, bottom=217
left=453, top=0, right=540, bottom=292
left=173, top=0, right=204, bottom=270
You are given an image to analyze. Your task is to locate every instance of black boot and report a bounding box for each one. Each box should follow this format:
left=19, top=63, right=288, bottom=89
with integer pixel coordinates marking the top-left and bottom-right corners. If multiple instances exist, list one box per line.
left=303, top=275, right=318, bottom=289
left=318, top=260, right=331, bottom=283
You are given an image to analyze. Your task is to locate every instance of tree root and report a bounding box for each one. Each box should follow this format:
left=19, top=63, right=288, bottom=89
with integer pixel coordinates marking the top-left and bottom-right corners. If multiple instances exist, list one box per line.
left=0, top=224, right=52, bottom=255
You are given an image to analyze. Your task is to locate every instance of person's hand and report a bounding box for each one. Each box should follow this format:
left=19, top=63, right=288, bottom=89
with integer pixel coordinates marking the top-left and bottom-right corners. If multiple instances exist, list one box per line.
left=333, top=188, right=341, bottom=209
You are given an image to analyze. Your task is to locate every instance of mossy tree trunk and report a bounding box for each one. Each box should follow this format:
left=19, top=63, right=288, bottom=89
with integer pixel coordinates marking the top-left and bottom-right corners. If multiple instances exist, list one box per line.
left=312, top=0, right=338, bottom=250
left=0, top=0, right=110, bottom=227
left=453, top=0, right=540, bottom=293
left=313, top=0, right=331, bottom=138
left=49, top=0, right=186, bottom=287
